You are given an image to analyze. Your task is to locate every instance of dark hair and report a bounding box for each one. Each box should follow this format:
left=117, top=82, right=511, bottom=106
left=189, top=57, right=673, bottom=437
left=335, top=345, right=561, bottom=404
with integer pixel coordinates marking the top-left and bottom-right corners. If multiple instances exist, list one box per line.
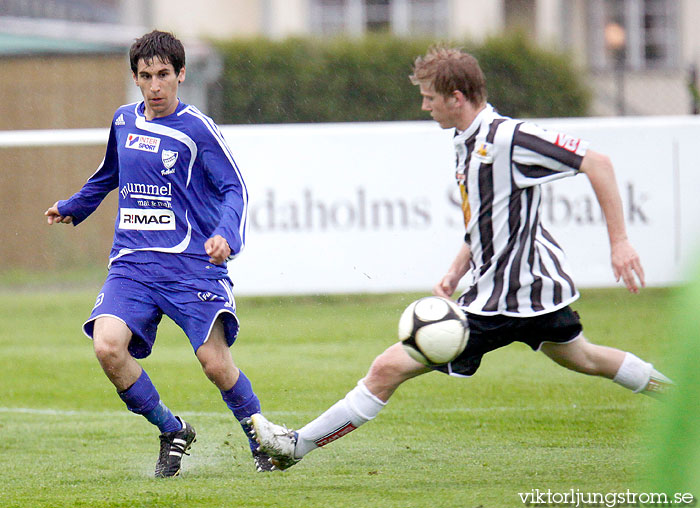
left=410, top=47, right=487, bottom=106
left=129, top=30, right=185, bottom=75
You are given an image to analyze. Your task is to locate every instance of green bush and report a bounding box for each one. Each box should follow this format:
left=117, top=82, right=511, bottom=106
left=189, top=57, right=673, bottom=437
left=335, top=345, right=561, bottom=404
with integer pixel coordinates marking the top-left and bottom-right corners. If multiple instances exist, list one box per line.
left=213, top=33, right=589, bottom=125
left=474, top=33, right=590, bottom=118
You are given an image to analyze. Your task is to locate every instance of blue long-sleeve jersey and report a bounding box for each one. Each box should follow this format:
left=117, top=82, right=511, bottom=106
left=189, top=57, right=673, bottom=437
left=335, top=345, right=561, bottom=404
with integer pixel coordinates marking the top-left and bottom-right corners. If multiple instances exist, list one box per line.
left=58, top=101, right=248, bottom=281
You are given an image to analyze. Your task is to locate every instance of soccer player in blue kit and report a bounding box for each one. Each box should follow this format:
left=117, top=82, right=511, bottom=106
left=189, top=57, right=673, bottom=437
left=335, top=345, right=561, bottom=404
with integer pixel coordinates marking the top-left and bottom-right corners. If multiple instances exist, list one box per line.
left=45, top=30, right=275, bottom=476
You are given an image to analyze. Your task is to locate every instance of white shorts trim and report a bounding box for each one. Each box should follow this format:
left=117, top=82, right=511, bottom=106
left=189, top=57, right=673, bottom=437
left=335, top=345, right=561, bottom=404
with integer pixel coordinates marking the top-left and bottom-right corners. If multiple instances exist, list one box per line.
left=201, top=309, right=240, bottom=347
left=81, top=314, right=130, bottom=340
left=535, top=331, right=584, bottom=352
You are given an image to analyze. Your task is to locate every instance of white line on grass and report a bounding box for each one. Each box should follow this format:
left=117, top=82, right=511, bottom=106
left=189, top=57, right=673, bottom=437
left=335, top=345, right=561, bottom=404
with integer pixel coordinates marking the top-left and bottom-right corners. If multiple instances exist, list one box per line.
left=0, top=407, right=313, bottom=418
left=0, top=405, right=611, bottom=418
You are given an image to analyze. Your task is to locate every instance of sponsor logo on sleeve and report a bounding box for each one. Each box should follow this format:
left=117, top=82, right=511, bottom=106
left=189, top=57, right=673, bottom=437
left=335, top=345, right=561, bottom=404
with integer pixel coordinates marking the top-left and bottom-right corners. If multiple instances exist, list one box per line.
left=555, top=133, right=582, bottom=153
left=119, top=208, right=176, bottom=230
left=126, top=133, right=161, bottom=153
left=115, top=114, right=125, bottom=126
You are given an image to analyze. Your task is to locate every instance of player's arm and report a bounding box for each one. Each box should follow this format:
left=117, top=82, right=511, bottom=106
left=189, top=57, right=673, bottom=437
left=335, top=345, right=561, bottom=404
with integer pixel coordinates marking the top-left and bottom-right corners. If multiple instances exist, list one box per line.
left=579, top=149, right=645, bottom=293
left=201, top=128, right=248, bottom=263
left=433, top=242, right=472, bottom=298
left=45, top=124, right=120, bottom=226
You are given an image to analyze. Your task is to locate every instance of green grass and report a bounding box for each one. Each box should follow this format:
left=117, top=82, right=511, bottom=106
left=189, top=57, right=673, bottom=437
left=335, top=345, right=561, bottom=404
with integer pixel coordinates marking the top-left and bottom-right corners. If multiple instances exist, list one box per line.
left=0, top=287, right=675, bottom=507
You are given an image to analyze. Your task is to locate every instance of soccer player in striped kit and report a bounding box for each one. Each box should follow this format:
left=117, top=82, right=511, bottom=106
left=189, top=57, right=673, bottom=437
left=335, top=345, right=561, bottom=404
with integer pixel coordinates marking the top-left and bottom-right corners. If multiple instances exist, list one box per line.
left=250, top=47, right=672, bottom=470
left=45, top=30, right=275, bottom=476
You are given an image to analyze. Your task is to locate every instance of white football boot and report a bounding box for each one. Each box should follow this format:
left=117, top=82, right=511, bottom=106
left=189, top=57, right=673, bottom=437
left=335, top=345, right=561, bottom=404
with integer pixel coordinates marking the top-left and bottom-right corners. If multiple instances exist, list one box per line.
left=250, top=413, right=301, bottom=470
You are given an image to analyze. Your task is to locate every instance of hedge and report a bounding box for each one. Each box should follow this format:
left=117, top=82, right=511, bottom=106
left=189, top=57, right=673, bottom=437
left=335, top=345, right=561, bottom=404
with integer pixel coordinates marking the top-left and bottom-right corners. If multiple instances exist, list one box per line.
left=212, top=33, right=590, bottom=125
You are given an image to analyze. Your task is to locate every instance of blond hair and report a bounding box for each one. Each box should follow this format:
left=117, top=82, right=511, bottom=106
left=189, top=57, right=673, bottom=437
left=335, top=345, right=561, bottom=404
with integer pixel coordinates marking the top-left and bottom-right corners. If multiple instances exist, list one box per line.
left=410, top=47, right=487, bottom=106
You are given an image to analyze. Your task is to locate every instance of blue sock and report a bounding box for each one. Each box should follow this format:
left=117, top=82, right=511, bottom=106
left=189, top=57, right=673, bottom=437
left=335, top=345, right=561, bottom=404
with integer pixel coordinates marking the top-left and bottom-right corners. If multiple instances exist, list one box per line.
left=220, top=370, right=261, bottom=452
left=118, top=369, right=181, bottom=434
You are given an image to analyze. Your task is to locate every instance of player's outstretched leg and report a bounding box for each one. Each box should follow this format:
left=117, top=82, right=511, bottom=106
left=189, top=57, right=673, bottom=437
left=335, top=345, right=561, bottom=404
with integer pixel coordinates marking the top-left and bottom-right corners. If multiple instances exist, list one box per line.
left=250, top=413, right=300, bottom=470
left=250, top=378, right=387, bottom=470
left=541, top=336, right=673, bottom=398
left=251, top=345, right=427, bottom=470
left=155, top=417, right=197, bottom=478
left=612, top=351, right=674, bottom=398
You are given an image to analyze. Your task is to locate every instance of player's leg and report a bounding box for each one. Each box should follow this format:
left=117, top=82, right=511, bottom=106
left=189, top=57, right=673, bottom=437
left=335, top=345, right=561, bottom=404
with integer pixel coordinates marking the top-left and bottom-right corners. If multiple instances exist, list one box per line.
left=540, top=335, right=672, bottom=396
left=86, top=278, right=195, bottom=477
left=195, top=318, right=267, bottom=461
left=251, top=342, right=430, bottom=469
left=165, top=277, right=273, bottom=471
left=90, top=314, right=182, bottom=434
left=364, top=342, right=433, bottom=401
left=92, top=316, right=141, bottom=391
left=294, top=342, right=429, bottom=452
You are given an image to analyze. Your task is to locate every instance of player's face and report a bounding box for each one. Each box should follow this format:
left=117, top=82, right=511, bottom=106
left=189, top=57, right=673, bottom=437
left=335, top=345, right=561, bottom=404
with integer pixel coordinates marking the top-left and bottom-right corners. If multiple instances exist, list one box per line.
left=133, top=57, right=185, bottom=120
left=419, top=83, right=459, bottom=129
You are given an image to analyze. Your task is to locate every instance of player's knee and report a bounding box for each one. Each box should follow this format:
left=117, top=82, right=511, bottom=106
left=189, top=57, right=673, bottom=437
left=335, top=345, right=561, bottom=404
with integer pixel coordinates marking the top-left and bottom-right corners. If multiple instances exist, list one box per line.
left=93, top=333, right=128, bottom=366
left=367, top=352, right=403, bottom=386
left=573, top=341, right=612, bottom=376
left=567, top=357, right=600, bottom=376
left=200, top=357, right=225, bottom=380
left=549, top=346, right=603, bottom=376
left=92, top=328, right=129, bottom=364
left=197, top=348, right=233, bottom=385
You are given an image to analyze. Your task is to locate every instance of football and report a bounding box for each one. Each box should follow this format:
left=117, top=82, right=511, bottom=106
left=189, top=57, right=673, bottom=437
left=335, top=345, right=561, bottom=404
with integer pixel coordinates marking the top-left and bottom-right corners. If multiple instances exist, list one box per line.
left=398, top=296, right=469, bottom=366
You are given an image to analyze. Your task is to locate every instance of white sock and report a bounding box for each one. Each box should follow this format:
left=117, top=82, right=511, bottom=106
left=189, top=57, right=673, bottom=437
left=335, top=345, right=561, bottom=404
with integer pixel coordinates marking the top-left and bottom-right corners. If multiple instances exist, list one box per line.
left=295, top=379, right=386, bottom=458
left=612, top=352, right=653, bottom=393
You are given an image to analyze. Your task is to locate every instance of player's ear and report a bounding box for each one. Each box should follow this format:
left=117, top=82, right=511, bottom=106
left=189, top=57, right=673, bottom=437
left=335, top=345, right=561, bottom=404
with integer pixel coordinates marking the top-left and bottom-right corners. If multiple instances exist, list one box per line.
left=452, top=90, right=467, bottom=106
left=177, top=66, right=186, bottom=84
left=132, top=72, right=138, bottom=86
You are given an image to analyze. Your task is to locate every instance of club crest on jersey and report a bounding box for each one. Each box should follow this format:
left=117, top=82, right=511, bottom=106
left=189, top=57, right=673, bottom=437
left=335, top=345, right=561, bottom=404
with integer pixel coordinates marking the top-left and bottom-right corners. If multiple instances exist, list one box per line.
left=472, top=142, right=493, bottom=163
left=126, top=133, right=161, bottom=153
left=161, top=150, right=178, bottom=175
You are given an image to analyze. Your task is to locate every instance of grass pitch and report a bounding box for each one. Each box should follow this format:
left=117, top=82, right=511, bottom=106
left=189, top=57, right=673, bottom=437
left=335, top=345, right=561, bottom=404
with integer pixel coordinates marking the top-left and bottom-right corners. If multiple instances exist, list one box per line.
left=0, top=286, right=674, bottom=507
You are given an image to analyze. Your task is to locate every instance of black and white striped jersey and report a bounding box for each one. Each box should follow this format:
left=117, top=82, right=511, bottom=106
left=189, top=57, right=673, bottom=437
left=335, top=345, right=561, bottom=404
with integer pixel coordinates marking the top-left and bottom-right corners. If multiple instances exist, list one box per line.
left=454, top=104, right=589, bottom=316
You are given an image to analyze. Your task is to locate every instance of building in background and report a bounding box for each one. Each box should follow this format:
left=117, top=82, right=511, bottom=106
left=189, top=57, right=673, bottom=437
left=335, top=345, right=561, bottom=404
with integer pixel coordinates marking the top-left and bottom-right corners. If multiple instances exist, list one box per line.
left=148, top=0, right=700, bottom=117
left=1, top=0, right=698, bottom=277
left=1, top=0, right=699, bottom=120
left=0, top=0, right=220, bottom=128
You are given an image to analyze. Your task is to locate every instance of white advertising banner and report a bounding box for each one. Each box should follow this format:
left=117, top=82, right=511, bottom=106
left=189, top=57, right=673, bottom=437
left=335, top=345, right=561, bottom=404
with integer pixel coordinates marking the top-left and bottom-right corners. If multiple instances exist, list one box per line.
left=222, top=117, right=700, bottom=295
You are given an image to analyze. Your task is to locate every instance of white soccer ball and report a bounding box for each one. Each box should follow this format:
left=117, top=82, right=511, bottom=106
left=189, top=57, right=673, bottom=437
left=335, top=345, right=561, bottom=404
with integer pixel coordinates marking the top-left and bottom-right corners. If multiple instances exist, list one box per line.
left=398, top=296, right=469, bottom=366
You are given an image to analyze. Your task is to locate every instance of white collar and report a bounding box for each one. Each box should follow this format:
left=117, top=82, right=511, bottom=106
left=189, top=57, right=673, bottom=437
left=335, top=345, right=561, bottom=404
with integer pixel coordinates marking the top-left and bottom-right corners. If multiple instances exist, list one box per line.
left=454, top=103, right=494, bottom=141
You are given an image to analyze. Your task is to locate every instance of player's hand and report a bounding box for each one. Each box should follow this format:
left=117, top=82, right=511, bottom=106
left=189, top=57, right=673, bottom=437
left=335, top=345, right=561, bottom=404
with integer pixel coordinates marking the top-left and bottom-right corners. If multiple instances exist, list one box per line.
left=45, top=202, right=73, bottom=225
left=205, top=235, right=231, bottom=265
left=433, top=272, right=460, bottom=298
left=611, top=238, right=645, bottom=293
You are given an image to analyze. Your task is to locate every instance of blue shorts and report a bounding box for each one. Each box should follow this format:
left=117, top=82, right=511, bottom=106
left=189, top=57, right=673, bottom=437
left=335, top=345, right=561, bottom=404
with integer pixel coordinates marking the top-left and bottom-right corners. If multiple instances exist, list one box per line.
left=83, top=273, right=240, bottom=359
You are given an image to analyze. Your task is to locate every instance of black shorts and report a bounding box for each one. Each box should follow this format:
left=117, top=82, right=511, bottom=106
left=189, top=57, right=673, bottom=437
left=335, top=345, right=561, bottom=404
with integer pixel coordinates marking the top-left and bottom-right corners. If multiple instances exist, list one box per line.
left=434, top=306, right=583, bottom=377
